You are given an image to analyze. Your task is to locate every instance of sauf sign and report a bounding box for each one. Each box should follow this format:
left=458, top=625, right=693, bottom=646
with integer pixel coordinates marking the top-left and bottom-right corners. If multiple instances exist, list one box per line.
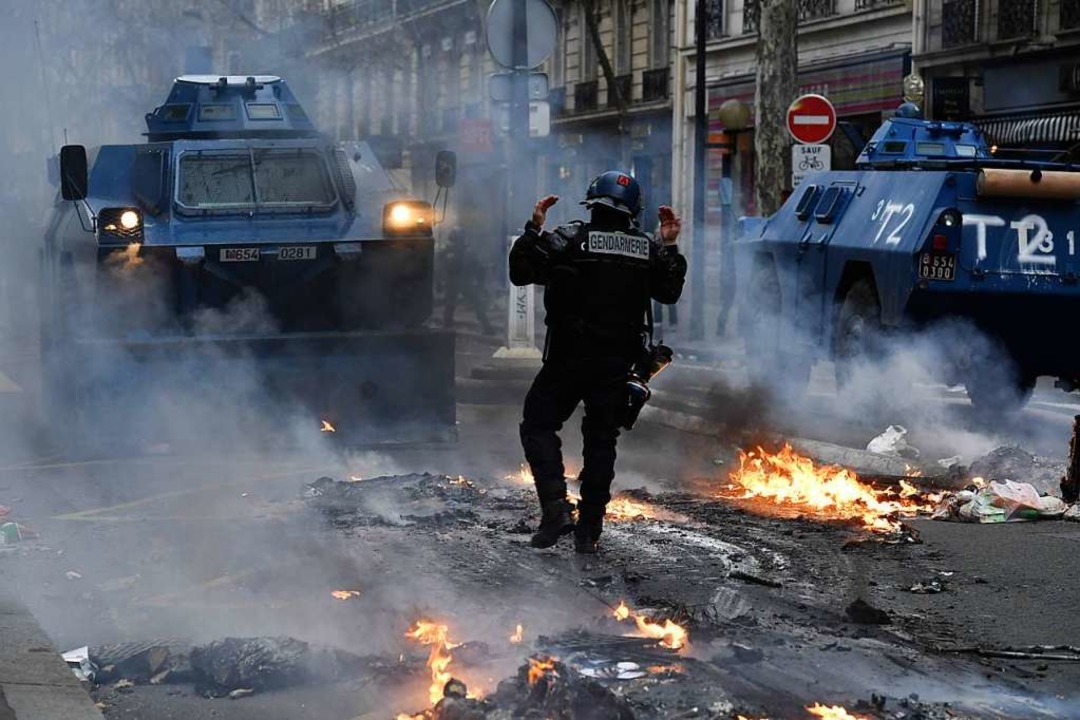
left=787, top=93, right=836, bottom=188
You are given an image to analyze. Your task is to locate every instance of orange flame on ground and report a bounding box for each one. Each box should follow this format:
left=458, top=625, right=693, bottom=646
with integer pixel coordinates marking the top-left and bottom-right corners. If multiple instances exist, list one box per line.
left=606, top=497, right=659, bottom=521
left=806, top=704, right=870, bottom=720
left=726, top=445, right=938, bottom=532
left=405, top=620, right=459, bottom=706
left=527, top=656, right=557, bottom=686
left=509, top=624, right=524, bottom=644
left=320, top=420, right=336, bottom=433
left=330, top=589, right=361, bottom=600
left=612, top=601, right=688, bottom=650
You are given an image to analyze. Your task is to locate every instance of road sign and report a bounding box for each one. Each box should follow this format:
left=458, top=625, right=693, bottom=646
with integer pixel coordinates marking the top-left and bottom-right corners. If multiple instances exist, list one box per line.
left=490, top=72, right=549, bottom=102
left=787, top=94, right=836, bottom=145
left=460, top=119, right=494, bottom=154
left=791, top=143, right=831, bottom=187
left=495, top=101, right=550, bottom=137
left=485, top=0, right=557, bottom=69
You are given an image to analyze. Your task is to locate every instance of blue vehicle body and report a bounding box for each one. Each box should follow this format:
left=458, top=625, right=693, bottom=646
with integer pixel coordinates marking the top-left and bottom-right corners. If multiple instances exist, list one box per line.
left=735, top=108, right=1080, bottom=408
left=42, top=75, right=454, bottom=449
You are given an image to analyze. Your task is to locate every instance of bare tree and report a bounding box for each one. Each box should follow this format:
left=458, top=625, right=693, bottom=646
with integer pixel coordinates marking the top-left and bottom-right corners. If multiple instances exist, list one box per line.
left=753, top=0, right=797, bottom=216
left=582, top=0, right=627, bottom=133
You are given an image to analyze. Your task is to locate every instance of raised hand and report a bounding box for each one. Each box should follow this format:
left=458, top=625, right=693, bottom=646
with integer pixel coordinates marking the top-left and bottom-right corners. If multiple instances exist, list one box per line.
left=658, top=205, right=682, bottom=245
left=532, top=195, right=559, bottom=229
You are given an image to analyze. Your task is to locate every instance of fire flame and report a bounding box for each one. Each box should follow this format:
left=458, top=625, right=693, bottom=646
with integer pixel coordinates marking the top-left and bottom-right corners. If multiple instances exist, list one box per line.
left=330, top=589, right=361, bottom=600
left=726, top=445, right=937, bottom=532
left=613, top=601, right=688, bottom=650
left=527, top=656, right=557, bottom=686
left=509, top=624, right=524, bottom=644
left=320, top=420, right=336, bottom=433
left=606, top=497, right=658, bottom=521
left=405, top=620, right=459, bottom=706
left=807, top=704, right=870, bottom=720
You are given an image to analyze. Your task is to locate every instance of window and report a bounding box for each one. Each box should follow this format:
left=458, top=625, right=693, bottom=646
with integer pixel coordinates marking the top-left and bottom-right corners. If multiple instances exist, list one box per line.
left=581, top=6, right=597, bottom=81
left=198, top=104, right=237, bottom=122
left=916, top=141, right=947, bottom=156
left=705, top=0, right=724, bottom=40
left=178, top=150, right=337, bottom=212
left=246, top=103, right=282, bottom=120
left=615, top=0, right=631, bottom=76
left=650, top=0, right=670, bottom=69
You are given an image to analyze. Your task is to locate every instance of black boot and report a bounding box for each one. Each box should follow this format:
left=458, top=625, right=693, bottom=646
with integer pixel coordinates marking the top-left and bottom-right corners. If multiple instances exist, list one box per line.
left=530, top=500, right=574, bottom=548
left=574, top=504, right=605, bottom=554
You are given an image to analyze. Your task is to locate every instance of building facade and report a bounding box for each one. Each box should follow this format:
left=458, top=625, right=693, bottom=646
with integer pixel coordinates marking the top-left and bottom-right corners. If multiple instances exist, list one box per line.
left=914, top=0, right=1080, bottom=151
left=672, top=0, right=914, bottom=334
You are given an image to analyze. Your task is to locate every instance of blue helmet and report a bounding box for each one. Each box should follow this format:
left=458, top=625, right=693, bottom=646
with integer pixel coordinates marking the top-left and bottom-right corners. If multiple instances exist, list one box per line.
left=583, top=171, right=642, bottom=218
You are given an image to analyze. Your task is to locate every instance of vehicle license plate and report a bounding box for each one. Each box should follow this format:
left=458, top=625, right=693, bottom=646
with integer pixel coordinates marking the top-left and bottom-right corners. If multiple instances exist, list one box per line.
left=219, top=247, right=260, bottom=262
left=277, top=246, right=317, bottom=261
left=919, top=252, right=956, bottom=281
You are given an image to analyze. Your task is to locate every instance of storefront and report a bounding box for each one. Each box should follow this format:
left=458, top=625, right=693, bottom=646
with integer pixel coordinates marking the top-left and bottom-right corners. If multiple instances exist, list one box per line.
left=704, top=47, right=911, bottom=220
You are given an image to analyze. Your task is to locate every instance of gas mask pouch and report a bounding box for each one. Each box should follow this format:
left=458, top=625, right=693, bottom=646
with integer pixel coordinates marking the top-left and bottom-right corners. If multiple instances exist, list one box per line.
left=620, top=343, right=673, bottom=430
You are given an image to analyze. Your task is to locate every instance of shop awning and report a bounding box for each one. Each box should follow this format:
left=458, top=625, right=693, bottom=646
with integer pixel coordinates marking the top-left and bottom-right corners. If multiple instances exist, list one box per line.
left=975, top=111, right=1080, bottom=146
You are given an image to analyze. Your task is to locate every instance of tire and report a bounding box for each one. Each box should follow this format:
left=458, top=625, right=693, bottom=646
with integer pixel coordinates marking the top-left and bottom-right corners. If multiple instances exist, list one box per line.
left=965, top=369, right=1036, bottom=415
left=834, top=278, right=883, bottom=390
left=740, top=258, right=810, bottom=397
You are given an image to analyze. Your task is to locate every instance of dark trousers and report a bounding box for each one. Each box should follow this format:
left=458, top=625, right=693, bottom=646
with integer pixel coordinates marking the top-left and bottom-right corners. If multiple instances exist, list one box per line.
left=519, top=356, right=629, bottom=511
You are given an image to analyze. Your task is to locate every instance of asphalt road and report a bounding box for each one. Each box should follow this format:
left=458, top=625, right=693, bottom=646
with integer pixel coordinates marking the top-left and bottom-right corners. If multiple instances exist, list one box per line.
left=1, top=334, right=1080, bottom=717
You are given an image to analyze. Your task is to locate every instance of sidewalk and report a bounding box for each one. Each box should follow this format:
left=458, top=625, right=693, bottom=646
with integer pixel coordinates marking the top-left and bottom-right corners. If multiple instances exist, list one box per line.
left=0, top=588, right=102, bottom=720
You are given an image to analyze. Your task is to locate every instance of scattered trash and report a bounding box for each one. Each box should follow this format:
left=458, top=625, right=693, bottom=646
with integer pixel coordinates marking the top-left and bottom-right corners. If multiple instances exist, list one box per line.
left=0, top=521, right=37, bottom=545
left=62, top=646, right=98, bottom=684
left=937, top=456, right=964, bottom=469
left=190, top=636, right=369, bottom=695
left=114, top=679, right=135, bottom=693
left=228, top=688, right=255, bottom=700
left=845, top=598, right=891, bottom=625
left=92, top=641, right=192, bottom=685
left=866, top=425, right=920, bottom=459
left=941, top=644, right=1080, bottom=662
left=577, top=660, right=647, bottom=681
left=1065, top=505, right=1080, bottom=522
left=969, top=445, right=1063, bottom=497
left=908, top=580, right=944, bottom=594
left=933, top=480, right=1067, bottom=523
left=65, top=570, right=83, bottom=580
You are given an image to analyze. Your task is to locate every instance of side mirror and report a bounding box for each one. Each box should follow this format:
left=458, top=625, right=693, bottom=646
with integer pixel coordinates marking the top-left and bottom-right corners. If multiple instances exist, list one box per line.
left=60, top=145, right=89, bottom=201
left=435, top=150, right=457, bottom=189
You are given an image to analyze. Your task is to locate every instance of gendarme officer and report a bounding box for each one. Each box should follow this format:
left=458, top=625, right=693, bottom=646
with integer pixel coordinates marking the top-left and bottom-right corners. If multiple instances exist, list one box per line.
left=509, top=171, right=686, bottom=553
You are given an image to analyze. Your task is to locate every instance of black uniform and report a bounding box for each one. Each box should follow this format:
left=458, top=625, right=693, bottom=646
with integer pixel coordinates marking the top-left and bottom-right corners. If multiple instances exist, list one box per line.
left=509, top=212, right=686, bottom=521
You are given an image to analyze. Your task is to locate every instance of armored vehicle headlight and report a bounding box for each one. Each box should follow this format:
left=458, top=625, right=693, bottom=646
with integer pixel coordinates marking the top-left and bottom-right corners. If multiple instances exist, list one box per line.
left=98, top=207, right=144, bottom=243
left=119, top=210, right=141, bottom=231
left=938, top=209, right=961, bottom=228
left=383, top=201, right=434, bottom=235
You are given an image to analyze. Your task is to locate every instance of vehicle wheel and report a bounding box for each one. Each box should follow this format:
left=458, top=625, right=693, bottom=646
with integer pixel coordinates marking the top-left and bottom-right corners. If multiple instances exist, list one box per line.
left=740, top=258, right=809, bottom=396
left=966, top=369, right=1036, bottom=415
left=834, top=279, right=883, bottom=390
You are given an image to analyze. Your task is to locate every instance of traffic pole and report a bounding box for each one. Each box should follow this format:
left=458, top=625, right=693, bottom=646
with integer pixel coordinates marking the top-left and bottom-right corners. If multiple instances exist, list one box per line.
left=689, top=0, right=708, bottom=340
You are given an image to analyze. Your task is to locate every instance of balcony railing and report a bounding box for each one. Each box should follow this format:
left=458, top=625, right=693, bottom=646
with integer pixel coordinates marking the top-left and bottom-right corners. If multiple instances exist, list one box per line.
left=743, top=0, right=837, bottom=34
left=610, top=74, right=632, bottom=107
left=854, top=0, right=904, bottom=9
left=941, top=0, right=979, bottom=47
left=575, top=80, right=599, bottom=112
left=642, top=68, right=669, bottom=102
left=325, top=0, right=394, bottom=37
left=998, top=0, right=1039, bottom=39
left=1064, top=0, right=1080, bottom=29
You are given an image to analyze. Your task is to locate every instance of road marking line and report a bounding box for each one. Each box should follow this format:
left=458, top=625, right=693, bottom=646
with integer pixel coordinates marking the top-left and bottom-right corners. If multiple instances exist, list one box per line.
left=50, top=465, right=334, bottom=521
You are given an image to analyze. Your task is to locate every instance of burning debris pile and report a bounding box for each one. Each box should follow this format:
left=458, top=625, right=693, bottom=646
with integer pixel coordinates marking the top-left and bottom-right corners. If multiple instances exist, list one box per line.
left=723, top=445, right=938, bottom=532
left=86, top=636, right=401, bottom=699
left=395, top=655, right=635, bottom=720
left=612, top=601, right=688, bottom=650
left=304, top=473, right=486, bottom=528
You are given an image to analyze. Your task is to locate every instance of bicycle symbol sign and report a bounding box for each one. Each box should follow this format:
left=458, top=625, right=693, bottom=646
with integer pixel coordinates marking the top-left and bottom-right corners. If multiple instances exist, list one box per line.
left=791, top=143, right=832, bottom=188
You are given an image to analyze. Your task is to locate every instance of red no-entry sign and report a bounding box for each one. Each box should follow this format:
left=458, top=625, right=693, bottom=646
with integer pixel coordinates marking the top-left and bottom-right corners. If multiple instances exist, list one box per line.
left=787, top=94, right=836, bottom=145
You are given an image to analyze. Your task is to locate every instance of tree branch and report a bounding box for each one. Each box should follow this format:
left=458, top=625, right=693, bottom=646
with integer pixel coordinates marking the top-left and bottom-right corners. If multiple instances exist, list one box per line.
left=582, top=0, right=628, bottom=133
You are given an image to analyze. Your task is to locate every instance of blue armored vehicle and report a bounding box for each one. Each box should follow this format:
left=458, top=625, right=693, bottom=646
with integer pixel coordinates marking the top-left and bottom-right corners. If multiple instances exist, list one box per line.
left=736, top=104, right=1080, bottom=411
left=45, top=75, right=456, bottom=449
